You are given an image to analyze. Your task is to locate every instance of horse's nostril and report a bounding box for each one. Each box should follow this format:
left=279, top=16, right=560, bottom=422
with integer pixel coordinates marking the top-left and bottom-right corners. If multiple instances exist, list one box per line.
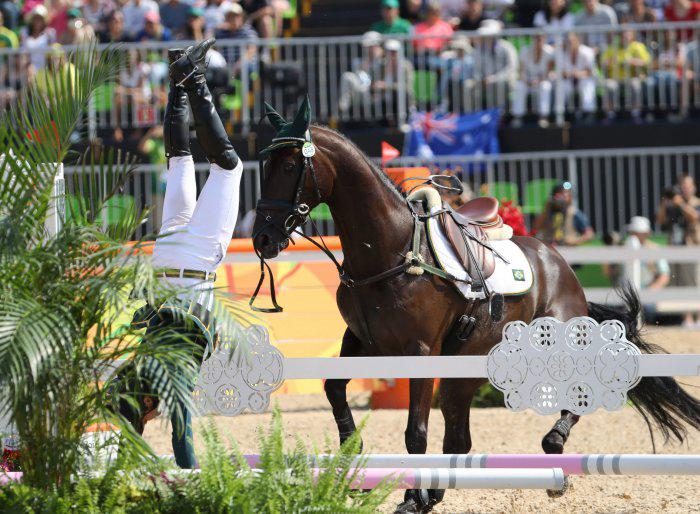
left=255, top=233, right=270, bottom=250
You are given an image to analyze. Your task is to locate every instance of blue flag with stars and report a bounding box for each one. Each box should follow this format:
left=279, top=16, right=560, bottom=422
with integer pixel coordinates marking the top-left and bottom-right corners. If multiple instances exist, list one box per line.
left=403, top=109, right=500, bottom=158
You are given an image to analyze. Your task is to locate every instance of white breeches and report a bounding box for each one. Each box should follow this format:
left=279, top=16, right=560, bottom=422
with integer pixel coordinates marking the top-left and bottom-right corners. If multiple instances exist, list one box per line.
left=511, top=80, right=552, bottom=117
left=557, top=77, right=596, bottom=113
left=152, top=155, right=243, bottom=281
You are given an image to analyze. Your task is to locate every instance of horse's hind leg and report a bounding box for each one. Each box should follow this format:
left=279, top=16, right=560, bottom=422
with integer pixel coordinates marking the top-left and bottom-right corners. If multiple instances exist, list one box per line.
left=542, top=410, right=580, bottom=454
left=324, top=328, right=363, bottom=448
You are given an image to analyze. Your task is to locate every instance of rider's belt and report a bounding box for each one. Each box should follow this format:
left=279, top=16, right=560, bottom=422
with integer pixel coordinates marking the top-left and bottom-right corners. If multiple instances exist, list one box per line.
left=159, top=268, right=217, bottom=282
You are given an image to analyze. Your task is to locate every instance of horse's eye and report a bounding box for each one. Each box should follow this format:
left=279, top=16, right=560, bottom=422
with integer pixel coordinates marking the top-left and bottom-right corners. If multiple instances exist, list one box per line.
left=283, top=161, right=295, bottom=172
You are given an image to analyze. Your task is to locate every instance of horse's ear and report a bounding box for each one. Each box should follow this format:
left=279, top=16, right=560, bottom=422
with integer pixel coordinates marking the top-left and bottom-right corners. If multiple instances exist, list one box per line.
left=290, top=95, right=311, bottom=137
left=264, top=102, right=286, bottom=133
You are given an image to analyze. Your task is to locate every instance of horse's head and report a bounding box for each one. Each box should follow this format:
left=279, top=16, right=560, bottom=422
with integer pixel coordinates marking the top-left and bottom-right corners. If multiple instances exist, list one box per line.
left=253, top=97, right=332, bottom=259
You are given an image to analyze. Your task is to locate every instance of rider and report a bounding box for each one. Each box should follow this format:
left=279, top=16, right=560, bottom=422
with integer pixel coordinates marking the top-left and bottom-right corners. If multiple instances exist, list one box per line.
left=120, top=38, right=243, bottom=468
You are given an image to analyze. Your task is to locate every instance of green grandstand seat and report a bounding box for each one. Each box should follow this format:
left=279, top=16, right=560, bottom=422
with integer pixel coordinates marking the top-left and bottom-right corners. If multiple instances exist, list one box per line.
left=413, top=70, right=439, bottom=104
left=93, top=82, right=117, bottom=113
left=310, top=202, right=332, bottom=221
left=481, top=181, right=519, bottom=204
left=522, top=178, right=559, bottom=214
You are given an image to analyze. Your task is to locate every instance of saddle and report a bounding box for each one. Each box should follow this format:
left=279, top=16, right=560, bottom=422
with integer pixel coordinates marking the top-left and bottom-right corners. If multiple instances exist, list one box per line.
left=439, top=197, right=503, bottom=282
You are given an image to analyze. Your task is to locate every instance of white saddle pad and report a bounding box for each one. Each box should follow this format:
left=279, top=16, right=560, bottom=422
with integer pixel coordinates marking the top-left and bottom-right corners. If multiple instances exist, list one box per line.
left=425, top=208, right=534, bottom=298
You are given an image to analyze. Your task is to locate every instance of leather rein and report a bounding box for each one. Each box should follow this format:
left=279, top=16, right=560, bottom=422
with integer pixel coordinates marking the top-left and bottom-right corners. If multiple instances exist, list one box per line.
left=250, top=143, right=497, bottom=313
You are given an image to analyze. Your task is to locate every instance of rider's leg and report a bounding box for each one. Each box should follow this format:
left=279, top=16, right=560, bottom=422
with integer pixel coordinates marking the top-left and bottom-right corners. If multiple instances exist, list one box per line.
left=159, top=49, right=195, bottom=236
left=168, top=38, right=243, bottom=272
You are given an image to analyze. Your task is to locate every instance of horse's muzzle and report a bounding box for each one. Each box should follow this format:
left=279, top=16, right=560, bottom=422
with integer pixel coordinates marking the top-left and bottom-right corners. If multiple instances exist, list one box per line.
left=253, top=231, right=289, bottom=259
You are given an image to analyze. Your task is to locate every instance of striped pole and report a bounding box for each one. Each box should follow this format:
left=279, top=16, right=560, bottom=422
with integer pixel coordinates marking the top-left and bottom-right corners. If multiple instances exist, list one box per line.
left=341, top=467, right=566, bottom=490
left=245, top=454, right=700, bottom=476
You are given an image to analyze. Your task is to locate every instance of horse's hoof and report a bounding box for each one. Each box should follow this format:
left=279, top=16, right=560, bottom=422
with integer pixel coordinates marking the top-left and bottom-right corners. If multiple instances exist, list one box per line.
left=394, top=489, right=433, bottom=514
left=546, top=476, right=572, bottom=498
left=541, top=430, right=565, bottom=454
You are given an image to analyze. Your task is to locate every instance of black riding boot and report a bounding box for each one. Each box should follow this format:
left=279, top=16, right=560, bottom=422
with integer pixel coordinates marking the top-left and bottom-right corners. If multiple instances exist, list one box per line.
left=169, top=38, right=239, bottom=170
left=164, top=49, right=191, bottom=160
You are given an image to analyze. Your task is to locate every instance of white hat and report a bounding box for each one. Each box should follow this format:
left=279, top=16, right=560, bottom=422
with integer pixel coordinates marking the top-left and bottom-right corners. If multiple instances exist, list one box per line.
left=627, top=216, right=651, bottom=234
left=384, top=39, right=401, bottom=52
left=476, top=19, right=503, bottom=36
left=27, top=4, right=49, bottom=21
left=361, top=31, right=382, bottom=48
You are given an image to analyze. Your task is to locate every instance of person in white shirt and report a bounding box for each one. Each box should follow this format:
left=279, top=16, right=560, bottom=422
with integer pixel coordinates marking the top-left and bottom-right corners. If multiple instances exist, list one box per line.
left=556, top=32, right=597, bottom=117
left=203, top=0, right=234, bottom=36
left=122, top=0, right=159, bottom=38
left=511, top=34, right=554, bottom=126
left=574, top=0, right=618, bottom=48
left=533, top=0, right=575, bottom=35
left=624, top=216, right=670, bottom=290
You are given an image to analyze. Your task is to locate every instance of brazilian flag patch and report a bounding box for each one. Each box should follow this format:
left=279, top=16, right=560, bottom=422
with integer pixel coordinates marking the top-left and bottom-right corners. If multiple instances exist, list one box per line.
left=512, top=269, right=526, bottom=281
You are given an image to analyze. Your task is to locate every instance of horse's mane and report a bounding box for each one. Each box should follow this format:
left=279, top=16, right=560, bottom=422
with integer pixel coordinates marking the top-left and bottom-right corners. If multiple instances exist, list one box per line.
left=311, top=124, right=406, bottom=203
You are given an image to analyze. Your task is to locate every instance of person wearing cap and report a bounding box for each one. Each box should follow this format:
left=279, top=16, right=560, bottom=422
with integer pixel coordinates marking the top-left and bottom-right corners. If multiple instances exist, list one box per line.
left=58, top=8, right=96, bottom=45
left=215, top=3, right=259, bottom=75
left=20, top=5, right=57, bottom=72
left=339, top=31, right=384, bottom=114
left=511, top=33, right=554, bottom=127
left=119, top=39, right=243, bottom=469
left=371, top=0, right=413, bottom=35
left=624, top=216, right=670, bottom=290
left=468, top=20, right=517, bottom=110
left=182, top=6, right=206, bottom=41
left=135, top=11, right=173, bottom=42
left=374, top=38, right=415, bottom=116
left=413, top=2, right=454, bottom=52
left=533, top=181, right=595, bottom=246
left=160, top=0, right=191, bottom=34
left=123, top=0, right=159, bottom=39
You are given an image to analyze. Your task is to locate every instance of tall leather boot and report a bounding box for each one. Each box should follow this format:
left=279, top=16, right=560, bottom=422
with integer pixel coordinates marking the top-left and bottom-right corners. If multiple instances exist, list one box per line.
left=169, top=38, right=239, bottom=171
left=164, top=48, right=191, bottom=161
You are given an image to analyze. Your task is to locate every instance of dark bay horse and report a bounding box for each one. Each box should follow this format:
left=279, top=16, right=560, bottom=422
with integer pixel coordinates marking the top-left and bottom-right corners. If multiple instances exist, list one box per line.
left=252, top=106, right=700, bottom=513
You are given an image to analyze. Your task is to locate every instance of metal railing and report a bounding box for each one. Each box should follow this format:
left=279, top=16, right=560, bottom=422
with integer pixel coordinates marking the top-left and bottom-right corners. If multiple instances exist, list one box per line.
left=2, top=21, right=699, bottom=132
left=63, top=145, right=700, bottom=239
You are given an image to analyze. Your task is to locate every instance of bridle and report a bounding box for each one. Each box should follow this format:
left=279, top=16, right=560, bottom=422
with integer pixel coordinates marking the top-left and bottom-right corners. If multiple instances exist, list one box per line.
left=250, top=135, right=327, bottom=312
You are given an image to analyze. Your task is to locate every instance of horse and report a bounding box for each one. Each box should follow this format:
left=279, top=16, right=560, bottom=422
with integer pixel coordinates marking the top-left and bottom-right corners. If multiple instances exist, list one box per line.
left=251, top=100, right=700, bottom=513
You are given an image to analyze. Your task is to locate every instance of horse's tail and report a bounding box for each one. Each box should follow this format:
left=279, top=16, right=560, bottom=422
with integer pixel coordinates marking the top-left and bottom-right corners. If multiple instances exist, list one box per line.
left=587, top=283, right=700, bottom=450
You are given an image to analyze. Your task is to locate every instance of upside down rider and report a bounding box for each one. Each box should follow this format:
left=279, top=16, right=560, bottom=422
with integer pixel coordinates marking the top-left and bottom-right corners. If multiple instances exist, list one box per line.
left=120, top=38, right=243, bottom=468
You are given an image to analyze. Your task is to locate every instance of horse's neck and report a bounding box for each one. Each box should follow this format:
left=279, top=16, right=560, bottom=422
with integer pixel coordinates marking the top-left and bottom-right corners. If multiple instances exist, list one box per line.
left=325, top=151, right=412, bottom=279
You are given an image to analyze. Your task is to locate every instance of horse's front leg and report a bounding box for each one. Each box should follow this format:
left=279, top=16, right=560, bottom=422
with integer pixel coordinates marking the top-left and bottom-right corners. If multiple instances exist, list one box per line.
left=395, top=376, right=437, bottom=514
left=324, top=328, right=364, bottom=449
left=542, top=410, right=580, bottom=454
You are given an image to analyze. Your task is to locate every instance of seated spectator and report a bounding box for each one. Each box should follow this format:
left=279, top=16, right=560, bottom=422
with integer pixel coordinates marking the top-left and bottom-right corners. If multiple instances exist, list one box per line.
left=123, top=0, right=159, bottom=39
left=511, top=34, right=554, bottom=127
left=135, top=11, right=173, bottom=42
left=664, top=0, right=700, bottom=41
left=650, top=31, right=684, bottom=114
left=401, top=0, right=425, bottom=23
left=339, top=31, right=384, bottom=115
left=0, top=9, right=19, bottom=48
left=81, top=0, right=115, bottom=34
left=619, top=0, right=657, bottom=23
left=240, top=0, right=275, bottom=39
left=34, top=43, right=76, bottom=95
left=533, top=181, right=595, bottom=246
left=575, top=0, right=618, bottom=48
left=20, top=5, right=57, bottom=73
left=98, top=11, right=132, bottom=43
left=467, top=20, right=517, bottom=111
left=557, top=32, right=596, bottom=120
left=59, top=9, right=96, bottom=45
left=683, top=38, right=699, bottom=108
left=439, top=37, right=475, bottom=111
left=160, top=0, right=191, bottom=36
left=204, top=0, right=234, bottom=36
left=601, top=27, right=650, bottom=122
left=372, top=0, right=413, bottom=35
left=458, top=0, right=487, bottom=31
left=0, top=0, right=20, bottom=30
left=374, top=39, right=415, bottom=120
left=624, top=216, right=671, bottom=290
left=533, top=0, right=574, bottom=34
left=182, top=7, right=206, bottom=41
left=215, top=4, right=259, bottom=77
left=48, top=0, right=71, bottom=40
left=413, top=2, right=454, bottom=52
